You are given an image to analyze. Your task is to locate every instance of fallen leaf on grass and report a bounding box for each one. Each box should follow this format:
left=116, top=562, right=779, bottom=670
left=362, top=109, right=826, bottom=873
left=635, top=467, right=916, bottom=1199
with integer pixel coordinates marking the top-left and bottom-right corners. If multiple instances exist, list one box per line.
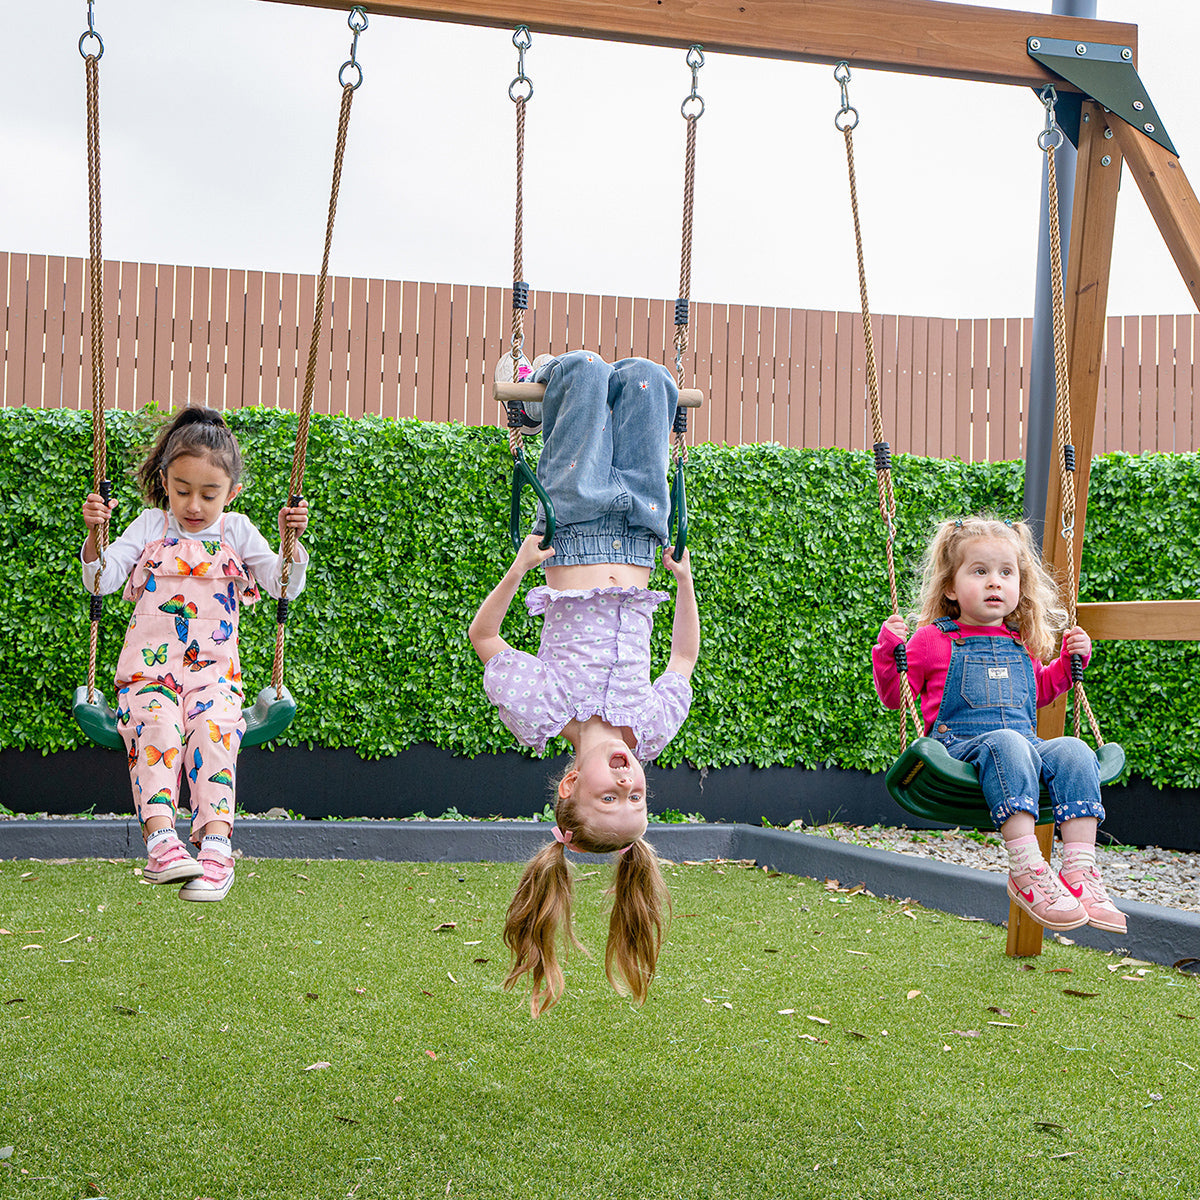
left=846, top=1030, right=869, bottom=1040
left=1048, top=967, right=1073, bottom=974
left=473, top=958, right=489, bottom=964
left=333, top=1115, right=359, bottom=1125
left=987, top=1007, right=1011, bottom=1017
left=58, top=934, right=81, bottom=945
left=1120, top=975, right=1144, bottom=982
left=4, top=998, right=24, bottom=1005
left=951, top=1030, right=981, bottom=1037
left=1173, top=958, right=1199, bottom=973
left=806, top=1015, right=830, bottom=1025
left=1177, top=1013, right=1195, bottom=1021
left=846, top=949, right=868, bottom=957
left=112, top=1005, right=137, bottom=1016
left=433, top=923, right=457, bottom=932
left=354, top=988, right=366, bottom=995
left=0, top=929, right=11, bottom=936
left=798, top=1034, right=827, bottom=1044
left=464, top=940, right=482, bottom=946
left=778, top=1009, right=796, bottom=1016
left=305, top=992, right=319, bottom=1001
left=988, top=1021, right=1024, bottom=1028
left=304, top=1062, right=331, bottom=1071
left=1063, top=989, right=1099, bottom=998
left=447, top=973, right=459, bottom=984
left=906, top=990, right=922, bottom=1000
left=425, top=1050, right=437, bottom=1060
left=1049, top=1152, right=1077, bottom=1160
left=21, top=946, right=43, bottom=952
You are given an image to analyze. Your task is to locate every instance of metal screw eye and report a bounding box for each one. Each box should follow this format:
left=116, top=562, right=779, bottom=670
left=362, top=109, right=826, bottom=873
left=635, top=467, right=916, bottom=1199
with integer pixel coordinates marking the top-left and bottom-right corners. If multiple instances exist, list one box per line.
left=1122, top=47, right=1133, bottom=60
left=1145, top=123, right=1156, bottom=133
left=1133, top=100, right=1145, bottom=111
left=1075, top=43, right=1088, bottom=55
left=1028, top=38, right=1041, bottom=51
left=1101, top=155, right=1112, bottom=167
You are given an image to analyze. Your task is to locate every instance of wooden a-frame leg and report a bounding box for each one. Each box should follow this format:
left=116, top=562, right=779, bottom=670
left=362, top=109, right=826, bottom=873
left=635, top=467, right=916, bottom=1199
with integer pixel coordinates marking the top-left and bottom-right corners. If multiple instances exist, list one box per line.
left=1005, top=821, right=1056, bottom=957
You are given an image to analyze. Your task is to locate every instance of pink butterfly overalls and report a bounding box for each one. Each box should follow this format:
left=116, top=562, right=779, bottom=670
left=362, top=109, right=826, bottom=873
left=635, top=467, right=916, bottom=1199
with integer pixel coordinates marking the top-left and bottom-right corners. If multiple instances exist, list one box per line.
left=114, top=513, right=261, bottom=843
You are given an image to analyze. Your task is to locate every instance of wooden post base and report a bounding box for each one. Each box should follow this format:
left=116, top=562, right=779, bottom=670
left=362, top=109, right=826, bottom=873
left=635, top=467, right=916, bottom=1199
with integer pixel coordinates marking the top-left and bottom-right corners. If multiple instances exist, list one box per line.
left=1005, top=821, right=1054, bottom=957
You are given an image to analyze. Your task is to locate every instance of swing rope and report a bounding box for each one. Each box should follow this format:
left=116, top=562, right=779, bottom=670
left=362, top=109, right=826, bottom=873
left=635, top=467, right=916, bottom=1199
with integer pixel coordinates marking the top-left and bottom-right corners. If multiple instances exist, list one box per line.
left=1040, top=85, right=1105, bottom=746
left=505, top=25, right=533, bottom=461
left=81, top=2, right=109, bottom=707
left=271, top=6, right=368, bottom=695
left=672, top=45, right=705, bottom=471
left=834, top=62, right=922, bottom=748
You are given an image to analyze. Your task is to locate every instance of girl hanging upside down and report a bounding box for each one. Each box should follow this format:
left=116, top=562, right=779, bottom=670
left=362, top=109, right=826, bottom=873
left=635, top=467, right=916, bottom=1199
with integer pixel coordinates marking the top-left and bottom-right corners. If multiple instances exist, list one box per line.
left=470, top=350, right=701, bottom=1016
left=81, top=406, right=308, bottom=902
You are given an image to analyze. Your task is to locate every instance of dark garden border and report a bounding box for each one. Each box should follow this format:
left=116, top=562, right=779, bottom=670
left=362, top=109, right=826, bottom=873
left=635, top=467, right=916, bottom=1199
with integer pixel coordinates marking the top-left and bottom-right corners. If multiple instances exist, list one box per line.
left=2, top=817, right=1196, bottom=971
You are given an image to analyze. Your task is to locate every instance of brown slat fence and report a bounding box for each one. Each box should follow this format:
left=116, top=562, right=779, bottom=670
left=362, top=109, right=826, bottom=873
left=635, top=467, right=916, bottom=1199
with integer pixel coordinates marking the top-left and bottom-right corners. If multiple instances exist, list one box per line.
left=4, top=251, right=1198, bottom=459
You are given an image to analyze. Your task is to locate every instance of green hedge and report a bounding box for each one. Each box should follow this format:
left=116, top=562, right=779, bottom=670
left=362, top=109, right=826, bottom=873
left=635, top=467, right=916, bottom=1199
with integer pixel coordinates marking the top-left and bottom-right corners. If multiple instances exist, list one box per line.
left=4, top=408, right=1199, bottom=786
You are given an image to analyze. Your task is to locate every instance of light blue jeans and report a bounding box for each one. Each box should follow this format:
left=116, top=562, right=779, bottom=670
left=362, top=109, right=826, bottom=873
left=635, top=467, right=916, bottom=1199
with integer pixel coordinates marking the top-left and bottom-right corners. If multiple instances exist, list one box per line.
left=531, top=351, right=677, bottom=567
left=939, top=729, right=1104, bottom=826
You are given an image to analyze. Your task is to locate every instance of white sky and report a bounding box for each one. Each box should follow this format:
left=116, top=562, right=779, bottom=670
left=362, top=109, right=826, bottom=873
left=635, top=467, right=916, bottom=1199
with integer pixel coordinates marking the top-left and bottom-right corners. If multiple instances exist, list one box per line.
left=3, top=1, right=1199, bottom=319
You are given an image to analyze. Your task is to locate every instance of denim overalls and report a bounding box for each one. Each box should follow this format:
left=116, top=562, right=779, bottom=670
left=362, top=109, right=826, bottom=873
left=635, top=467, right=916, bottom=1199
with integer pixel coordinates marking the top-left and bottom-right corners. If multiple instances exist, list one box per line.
left=929, top=618, right=1104, bottom=829
left=531, top=351, right=677, bottom=568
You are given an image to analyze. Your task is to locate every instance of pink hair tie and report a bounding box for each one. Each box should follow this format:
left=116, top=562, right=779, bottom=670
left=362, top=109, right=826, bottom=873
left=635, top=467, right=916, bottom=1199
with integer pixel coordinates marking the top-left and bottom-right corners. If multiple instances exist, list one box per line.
left=618, top=844, right=634, bottom=855
left=551, top=826, right=574, bottom=849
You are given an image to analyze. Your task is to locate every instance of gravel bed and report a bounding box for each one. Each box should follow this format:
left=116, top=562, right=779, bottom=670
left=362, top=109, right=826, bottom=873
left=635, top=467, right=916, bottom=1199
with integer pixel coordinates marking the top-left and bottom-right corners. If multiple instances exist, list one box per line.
left=806, top=822, right=1200, bottom=914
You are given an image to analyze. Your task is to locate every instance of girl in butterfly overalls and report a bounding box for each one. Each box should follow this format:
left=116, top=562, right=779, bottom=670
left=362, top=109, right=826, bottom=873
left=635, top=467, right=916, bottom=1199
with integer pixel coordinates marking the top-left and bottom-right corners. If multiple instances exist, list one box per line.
left=872, top=517, right=1125, bottom=936
left=82, top=407, right=309, bottom=901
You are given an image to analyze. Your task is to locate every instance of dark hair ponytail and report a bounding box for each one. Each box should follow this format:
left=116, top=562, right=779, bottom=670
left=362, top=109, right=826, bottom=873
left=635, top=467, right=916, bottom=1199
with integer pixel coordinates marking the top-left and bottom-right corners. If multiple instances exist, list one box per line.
left=137, top=406, right=244, bottom=508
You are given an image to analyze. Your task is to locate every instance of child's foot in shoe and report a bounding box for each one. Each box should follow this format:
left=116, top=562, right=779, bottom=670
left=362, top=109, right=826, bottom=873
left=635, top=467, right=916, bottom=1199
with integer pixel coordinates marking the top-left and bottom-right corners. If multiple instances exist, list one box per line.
left=178, top=852, right=234, bottom=902
left=179, top=833, right=235, bottom=902
left=142, top=831, right=203, bottom=885
left=1059, top=865, right=1127, bottom=933
left=1007, top=863, right=1089, bottom=931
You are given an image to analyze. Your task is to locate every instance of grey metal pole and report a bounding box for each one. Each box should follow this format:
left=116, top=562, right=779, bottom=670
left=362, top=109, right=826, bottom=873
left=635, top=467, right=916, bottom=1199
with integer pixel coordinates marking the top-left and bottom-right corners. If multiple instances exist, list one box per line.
left=1024, top=0, right=1095, bottom=549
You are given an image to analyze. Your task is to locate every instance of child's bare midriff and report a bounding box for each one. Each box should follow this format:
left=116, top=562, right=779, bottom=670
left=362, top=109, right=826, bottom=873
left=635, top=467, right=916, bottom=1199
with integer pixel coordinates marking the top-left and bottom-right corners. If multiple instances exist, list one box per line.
left=544, top=562, right=652, bottom=591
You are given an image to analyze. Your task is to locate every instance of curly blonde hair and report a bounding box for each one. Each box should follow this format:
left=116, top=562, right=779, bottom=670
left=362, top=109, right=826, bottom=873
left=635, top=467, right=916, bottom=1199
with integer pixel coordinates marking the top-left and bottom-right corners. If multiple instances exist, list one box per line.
left=912, top=516, right=1068, bottom=661
left=502, top=776, right=668, bottom=1018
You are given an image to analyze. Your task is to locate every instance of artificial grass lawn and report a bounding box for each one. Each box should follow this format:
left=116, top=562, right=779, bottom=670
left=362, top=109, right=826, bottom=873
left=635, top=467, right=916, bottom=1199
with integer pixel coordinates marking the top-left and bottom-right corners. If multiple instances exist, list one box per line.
left=1, top=856, right=1197, bottom=1200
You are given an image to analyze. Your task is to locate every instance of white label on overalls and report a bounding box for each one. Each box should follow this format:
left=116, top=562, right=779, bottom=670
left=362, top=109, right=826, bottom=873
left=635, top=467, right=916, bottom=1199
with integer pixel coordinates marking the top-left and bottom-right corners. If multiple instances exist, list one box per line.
left=988, top=667, right=1010, bottom=679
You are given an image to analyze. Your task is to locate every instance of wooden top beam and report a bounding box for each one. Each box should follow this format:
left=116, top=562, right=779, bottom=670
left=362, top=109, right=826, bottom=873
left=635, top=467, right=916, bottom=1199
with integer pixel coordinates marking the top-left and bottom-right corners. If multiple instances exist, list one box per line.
left=259, top=0, right=1137, bottom=87
left=1077, top=601, right=1200, bottom=642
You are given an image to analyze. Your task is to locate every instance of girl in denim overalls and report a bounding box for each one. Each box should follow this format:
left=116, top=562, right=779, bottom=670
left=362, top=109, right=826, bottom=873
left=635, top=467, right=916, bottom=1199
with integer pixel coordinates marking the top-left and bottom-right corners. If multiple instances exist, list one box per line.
left=82, top=407, right=309, bottom=902
left=872, top=517, right=1125, bottom=935
left=470, top=350, right=701, bottom=1015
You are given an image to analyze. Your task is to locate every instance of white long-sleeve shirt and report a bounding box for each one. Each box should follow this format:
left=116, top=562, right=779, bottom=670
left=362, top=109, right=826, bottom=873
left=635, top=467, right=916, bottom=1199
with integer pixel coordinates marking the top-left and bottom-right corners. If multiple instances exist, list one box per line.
left=80, top=508, right=308, bottom=600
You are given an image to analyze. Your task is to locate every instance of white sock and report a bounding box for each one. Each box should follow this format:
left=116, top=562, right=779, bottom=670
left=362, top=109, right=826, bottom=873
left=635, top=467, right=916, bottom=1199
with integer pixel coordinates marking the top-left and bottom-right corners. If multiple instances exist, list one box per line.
left=200, top=833, right=232, bottom=861
left=146, top=827, right=181, bottom=855
left=1005, top=833, right=1045, bottom=876
left=1060, top=841, right=1096, bottom=873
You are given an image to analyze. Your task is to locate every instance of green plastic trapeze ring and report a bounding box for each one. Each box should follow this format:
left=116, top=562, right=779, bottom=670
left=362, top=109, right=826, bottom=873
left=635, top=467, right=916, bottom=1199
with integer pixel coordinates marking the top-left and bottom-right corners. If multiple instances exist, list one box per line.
left=509, top=450, right=556, bottom=555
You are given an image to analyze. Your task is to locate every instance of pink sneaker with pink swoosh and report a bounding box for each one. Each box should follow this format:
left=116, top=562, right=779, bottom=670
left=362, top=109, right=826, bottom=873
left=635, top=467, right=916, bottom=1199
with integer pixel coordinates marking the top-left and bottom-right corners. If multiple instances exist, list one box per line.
left=1007, top=863, right=1089, bottom=931
left=1059, top=864, right=1127, bottom=933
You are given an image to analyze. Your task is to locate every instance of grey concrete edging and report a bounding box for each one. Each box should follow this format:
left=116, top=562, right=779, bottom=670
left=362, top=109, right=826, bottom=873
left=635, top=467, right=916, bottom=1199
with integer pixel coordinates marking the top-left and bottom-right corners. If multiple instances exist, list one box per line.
left=3, top=819, right=1196, bottom=969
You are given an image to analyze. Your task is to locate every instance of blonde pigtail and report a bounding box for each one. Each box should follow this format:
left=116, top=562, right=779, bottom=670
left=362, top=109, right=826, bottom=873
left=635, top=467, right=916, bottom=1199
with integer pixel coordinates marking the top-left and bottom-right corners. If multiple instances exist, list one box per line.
left=502, top=840, right=581, bottom=1017
left=604, top=836, right=669, bottom=1004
